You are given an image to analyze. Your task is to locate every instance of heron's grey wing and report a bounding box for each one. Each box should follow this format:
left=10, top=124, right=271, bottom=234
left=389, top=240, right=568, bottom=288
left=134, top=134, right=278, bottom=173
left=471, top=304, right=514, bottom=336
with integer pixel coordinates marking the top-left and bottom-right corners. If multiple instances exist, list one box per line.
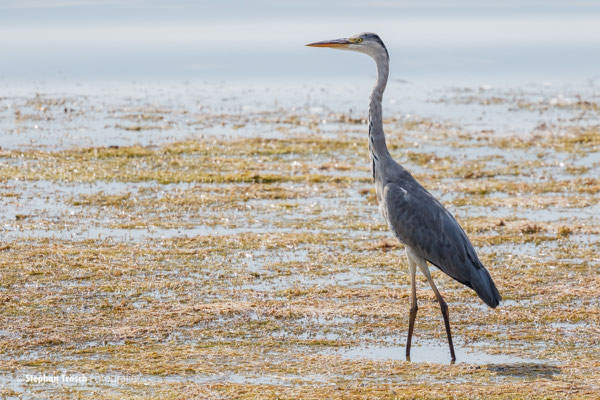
left=382, top=182, right=482, bottom=287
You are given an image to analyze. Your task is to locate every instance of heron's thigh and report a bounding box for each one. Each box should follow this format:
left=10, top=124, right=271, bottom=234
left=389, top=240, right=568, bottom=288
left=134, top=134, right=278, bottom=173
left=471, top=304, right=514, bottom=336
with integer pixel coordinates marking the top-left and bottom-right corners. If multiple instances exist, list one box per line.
left=405, top=249, right=418, bottom=277
left=406, top=248, right=429, bottom=277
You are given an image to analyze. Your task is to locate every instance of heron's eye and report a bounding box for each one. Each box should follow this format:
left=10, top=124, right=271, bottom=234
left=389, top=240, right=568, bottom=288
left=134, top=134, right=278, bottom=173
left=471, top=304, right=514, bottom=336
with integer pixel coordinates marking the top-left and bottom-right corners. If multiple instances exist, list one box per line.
left=356, top=37, right=363, bottom=43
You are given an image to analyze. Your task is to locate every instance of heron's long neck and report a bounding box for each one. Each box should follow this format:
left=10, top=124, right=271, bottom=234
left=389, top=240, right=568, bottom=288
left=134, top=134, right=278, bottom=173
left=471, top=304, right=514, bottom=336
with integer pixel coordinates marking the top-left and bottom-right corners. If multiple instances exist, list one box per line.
left=368, top=53, right=390, bottom=161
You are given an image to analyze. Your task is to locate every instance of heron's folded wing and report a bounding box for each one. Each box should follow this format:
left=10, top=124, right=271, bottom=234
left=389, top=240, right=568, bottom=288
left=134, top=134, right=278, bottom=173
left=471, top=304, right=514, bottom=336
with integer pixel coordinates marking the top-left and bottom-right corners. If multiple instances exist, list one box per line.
left=383, top=182, right=482, bottom=287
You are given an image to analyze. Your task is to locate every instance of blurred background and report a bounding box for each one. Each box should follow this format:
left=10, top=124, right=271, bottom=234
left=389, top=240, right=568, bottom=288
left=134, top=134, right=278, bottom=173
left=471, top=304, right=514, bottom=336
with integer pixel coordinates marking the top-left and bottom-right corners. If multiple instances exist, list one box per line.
left=1, top=0, right=599, bottom=85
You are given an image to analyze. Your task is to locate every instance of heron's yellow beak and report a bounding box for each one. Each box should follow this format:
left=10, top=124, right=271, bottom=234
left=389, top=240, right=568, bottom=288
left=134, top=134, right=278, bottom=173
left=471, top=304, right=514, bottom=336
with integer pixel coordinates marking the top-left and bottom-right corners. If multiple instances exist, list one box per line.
left=306, top=38, right=351, bottom=48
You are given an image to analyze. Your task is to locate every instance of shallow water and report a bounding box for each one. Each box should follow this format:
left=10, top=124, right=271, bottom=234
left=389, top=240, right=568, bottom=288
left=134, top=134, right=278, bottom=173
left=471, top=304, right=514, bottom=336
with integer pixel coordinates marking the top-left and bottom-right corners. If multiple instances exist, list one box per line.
left=333, top=340, right=541, bottom=365
left=1, top=74, right=599, bottom=400
left=2, top=79, right=599, bottom=150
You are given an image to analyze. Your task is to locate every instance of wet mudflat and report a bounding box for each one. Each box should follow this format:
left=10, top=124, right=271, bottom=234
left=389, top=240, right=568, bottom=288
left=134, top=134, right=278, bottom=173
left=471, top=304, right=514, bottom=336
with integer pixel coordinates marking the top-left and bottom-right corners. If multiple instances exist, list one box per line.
left=0, top=82, right=599, bottom=399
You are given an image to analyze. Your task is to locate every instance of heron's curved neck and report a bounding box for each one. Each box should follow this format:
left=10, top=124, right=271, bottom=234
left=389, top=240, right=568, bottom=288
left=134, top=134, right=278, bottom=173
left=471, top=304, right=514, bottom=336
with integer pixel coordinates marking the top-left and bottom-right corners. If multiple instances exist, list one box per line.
left=368, top=52, right=390, bottom=161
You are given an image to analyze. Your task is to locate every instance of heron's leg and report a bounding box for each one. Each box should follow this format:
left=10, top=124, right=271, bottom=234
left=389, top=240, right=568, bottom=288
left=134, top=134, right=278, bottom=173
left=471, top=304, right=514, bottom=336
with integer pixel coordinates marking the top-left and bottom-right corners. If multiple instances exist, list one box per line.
left=416, top=260, right=456, bottom=363
left=405, top=252, right=418, bottom=361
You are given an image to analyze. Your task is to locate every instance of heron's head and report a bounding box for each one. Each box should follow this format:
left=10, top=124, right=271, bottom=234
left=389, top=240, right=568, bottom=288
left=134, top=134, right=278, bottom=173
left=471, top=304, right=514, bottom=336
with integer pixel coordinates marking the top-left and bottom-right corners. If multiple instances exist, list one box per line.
left=306, top=32, right=388, bottom=59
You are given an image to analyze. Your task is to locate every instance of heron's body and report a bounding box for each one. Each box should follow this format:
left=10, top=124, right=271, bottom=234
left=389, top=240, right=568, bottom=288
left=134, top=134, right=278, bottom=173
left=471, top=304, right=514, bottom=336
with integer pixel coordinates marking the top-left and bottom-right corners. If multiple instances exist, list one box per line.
left=308, top=33, right=501, bottom=362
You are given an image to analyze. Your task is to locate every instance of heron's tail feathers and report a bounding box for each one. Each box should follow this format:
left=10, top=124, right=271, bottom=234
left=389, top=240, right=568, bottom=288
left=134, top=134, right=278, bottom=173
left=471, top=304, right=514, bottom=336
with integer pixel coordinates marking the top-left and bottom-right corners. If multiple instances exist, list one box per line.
left=471, top=266, right=501, bottom=308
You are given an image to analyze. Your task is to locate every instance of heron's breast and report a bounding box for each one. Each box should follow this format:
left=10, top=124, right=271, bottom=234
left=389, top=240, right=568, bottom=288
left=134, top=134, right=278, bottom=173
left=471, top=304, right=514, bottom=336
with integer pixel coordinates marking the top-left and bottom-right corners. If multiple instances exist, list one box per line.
left=375, top=181, right=387, bottom=218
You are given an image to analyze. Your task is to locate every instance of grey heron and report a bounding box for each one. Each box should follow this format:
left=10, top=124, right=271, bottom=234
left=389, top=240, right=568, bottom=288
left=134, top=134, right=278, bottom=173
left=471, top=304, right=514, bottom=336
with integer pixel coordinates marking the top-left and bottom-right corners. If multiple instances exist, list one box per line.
left=307, top=33, right=501, bottom=362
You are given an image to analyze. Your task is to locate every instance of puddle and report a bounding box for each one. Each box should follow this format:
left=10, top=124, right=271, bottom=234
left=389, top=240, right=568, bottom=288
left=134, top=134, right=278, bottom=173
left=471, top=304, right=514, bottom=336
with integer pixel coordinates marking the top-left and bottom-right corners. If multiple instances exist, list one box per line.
left=240, top=270, right=372, bottom=293
left=549, top=321, right=588, bottom=330
left=458, top=204, right=600, bottom=222
left=331, top=340, right=543, bottom=365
